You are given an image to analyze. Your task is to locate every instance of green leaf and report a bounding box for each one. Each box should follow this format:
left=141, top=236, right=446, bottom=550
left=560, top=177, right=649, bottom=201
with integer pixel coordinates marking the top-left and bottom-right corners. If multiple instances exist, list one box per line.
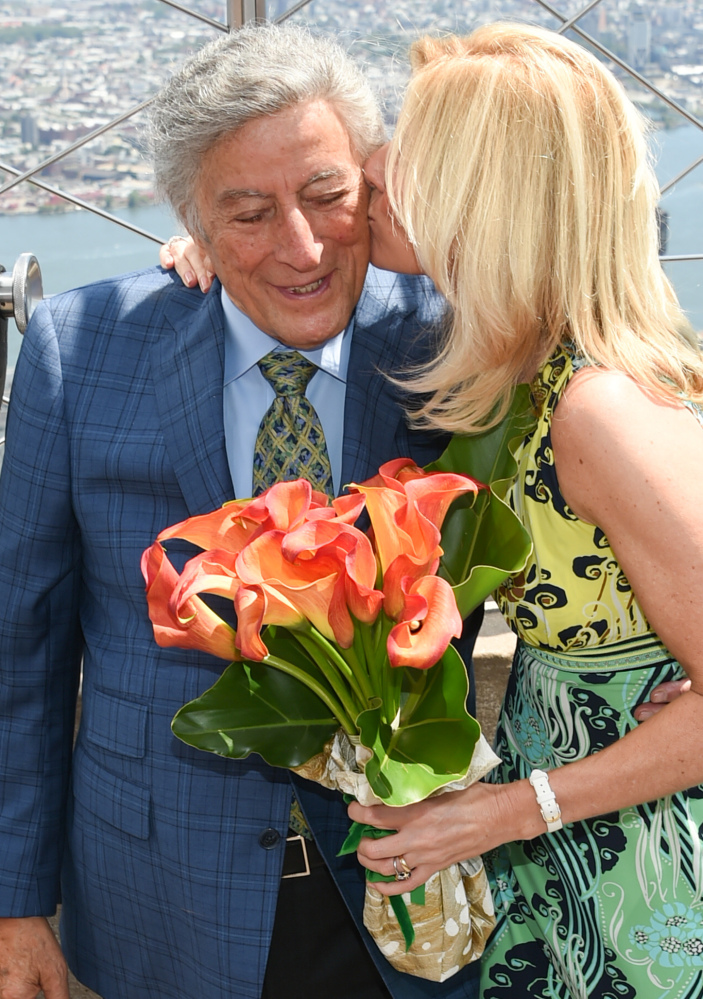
left=426, top=384, right=536, bottom=617
left=339, top=824, right=425, bottom=951
left=439, top=489, right=532, bottom=618
left=356, top=644, right=480, bottom=806
left=428, top=384, right=536, bottom=491
left=171, top=649, right=338, bottom=767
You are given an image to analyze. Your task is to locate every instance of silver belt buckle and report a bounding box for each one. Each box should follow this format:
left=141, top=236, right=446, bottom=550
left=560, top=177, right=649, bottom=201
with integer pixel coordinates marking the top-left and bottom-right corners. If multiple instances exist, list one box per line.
left=282, top=834, right=311, bottom=879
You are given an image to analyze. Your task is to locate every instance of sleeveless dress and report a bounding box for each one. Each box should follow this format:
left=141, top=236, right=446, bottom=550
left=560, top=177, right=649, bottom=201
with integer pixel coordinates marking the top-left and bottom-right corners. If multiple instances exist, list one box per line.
left=479, top=347, right=703, bottom=999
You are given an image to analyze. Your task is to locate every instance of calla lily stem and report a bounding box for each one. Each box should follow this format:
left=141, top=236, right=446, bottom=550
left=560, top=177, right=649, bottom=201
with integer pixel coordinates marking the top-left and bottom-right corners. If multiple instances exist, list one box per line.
left=289, top=632, right=362, bottom=730
left=262, top=652, right=357, bottom=735
left=329, top=638, right=376, bottom=705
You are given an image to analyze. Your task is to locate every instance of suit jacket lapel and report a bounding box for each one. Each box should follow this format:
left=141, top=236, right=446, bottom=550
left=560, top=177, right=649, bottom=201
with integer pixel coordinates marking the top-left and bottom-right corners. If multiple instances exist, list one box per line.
left=341, top=268, right=441, bottom=486
left=341, top=317, right=406, bottom=487
left=151, top=281, right=234, bottom=514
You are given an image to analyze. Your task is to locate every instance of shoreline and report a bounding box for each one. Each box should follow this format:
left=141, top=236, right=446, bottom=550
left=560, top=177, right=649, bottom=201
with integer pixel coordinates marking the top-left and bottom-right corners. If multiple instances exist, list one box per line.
left=0, top=118, right=694, bottom=219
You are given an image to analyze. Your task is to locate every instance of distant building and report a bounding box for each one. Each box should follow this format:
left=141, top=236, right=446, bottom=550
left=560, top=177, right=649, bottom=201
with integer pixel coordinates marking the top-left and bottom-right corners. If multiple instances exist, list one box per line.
left=628, top=5, right=651, bottom=70
left=38, top=124, right=91, bottom=145
left=20, top=114, right=39, bottom=148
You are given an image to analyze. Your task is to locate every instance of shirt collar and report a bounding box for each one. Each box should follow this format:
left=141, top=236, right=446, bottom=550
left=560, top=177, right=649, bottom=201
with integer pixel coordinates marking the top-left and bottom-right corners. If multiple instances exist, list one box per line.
left=221, top=287, right=353, bottom=386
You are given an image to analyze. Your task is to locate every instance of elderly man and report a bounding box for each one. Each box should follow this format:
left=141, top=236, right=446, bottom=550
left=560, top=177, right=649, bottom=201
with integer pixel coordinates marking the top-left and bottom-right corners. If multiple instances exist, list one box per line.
left=0, top=23, right=482, bottom=999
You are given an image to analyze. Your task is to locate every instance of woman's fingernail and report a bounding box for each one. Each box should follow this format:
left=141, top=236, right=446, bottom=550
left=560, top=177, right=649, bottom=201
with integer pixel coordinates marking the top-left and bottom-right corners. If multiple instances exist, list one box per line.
left=199, top=276, right=209, bottom=292
left=184, top=270, right=195, bottom=286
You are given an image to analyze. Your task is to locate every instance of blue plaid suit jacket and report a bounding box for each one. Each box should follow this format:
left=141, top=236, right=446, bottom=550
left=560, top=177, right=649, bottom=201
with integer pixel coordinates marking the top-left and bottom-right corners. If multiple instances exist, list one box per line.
left=0, top=265, right=480, bottom=999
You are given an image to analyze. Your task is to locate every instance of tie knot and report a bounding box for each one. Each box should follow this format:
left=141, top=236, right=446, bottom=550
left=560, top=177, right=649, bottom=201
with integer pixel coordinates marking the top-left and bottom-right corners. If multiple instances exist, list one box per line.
left=258, top=349, right=317, bottom=396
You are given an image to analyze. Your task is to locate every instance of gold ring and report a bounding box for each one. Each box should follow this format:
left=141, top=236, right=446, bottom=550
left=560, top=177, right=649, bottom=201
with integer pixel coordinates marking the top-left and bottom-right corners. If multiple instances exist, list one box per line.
left=392, top=855, right=412, bottom=881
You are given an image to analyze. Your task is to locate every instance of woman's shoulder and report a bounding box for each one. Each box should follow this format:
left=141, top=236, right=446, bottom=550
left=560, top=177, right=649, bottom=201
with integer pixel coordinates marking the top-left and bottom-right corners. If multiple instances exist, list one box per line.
left=552, top=367, right=703, bottom=523
left=551, top=365, right=703, bottom=523
left=556, top=366, right=690, bottom=436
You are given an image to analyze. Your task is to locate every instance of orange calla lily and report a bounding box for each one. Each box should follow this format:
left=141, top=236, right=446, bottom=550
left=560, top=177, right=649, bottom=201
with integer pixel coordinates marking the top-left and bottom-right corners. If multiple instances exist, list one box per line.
left=148, top=459, right=499, bottom=822
left=140, top=541, right=238, bottom=661
left=350, top=459, right=485, bottom=618
left=386, top=575, right=463, bottom=669
left=235, top=531, right=350, bottom=652
left=234, top=584, right=310, bottom=661
left=170, top=549, right=242, bottom=610
left=281, top=519, right=383, bottom=625
left=236, top=479, right=330, bottom=533
left=144, top=465, right=483, bottom=722
left=156, top=500, right=259, bottom=553
left=144, top=485, right=379, bottom=665
left=157, top=480, right=334, bottom=555
left=167, top=535, right=344, bottom=658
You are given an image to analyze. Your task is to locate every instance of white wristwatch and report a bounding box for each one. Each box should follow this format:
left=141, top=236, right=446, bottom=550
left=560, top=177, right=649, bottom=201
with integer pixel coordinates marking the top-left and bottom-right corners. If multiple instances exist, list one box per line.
left=529, top=769, right=563, bottom=833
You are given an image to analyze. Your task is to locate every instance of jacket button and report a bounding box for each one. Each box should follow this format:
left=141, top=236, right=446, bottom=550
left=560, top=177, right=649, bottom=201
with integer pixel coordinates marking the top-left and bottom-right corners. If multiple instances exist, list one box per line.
left=259, top=827, right=281, bottom=849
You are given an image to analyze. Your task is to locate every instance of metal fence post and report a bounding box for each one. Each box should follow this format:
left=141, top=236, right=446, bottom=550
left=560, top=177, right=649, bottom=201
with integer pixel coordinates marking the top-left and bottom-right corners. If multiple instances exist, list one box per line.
left=226, top=0, right=267, bottom=29
left=0, top=309, right=6, bottom=406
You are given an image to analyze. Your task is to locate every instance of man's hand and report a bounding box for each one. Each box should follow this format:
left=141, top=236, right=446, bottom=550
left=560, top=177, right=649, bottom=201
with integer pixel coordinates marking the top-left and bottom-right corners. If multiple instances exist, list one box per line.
left=633, top=678, right=692, bottom=722
left=0, top=917, right=69, bottom=999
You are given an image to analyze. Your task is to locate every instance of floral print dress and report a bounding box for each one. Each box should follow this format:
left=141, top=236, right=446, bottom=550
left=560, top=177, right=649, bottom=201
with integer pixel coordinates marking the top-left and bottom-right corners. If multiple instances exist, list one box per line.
left=480, top=347, right=703, bottom=999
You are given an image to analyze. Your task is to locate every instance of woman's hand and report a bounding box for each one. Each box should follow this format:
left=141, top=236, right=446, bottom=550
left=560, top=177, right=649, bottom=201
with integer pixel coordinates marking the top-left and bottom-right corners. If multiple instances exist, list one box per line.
left=349, top=779, right=541, bottom=896
left=159, top=236, right=214, bottom=292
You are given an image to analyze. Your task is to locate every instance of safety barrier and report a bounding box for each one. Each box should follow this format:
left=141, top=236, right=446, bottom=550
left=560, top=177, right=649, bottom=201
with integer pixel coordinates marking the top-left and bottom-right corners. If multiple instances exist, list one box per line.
left=1, top=0, right=700, bottom=448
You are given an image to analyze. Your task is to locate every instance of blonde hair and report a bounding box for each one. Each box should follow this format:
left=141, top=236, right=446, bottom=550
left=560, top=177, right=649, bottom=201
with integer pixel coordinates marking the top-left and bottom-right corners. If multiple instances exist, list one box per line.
left=387, top=23, right=703, bottom=433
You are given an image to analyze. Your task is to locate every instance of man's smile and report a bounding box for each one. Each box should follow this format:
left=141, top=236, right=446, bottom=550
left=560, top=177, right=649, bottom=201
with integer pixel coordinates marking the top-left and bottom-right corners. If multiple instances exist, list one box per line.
left=275, top=273, right=332, bottom=298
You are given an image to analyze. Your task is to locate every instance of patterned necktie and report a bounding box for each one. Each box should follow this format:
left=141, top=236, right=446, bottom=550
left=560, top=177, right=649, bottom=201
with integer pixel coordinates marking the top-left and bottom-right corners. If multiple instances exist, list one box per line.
left=252, top=348, right=334, bottom=499
left=252, top=348, right=334, bottom=842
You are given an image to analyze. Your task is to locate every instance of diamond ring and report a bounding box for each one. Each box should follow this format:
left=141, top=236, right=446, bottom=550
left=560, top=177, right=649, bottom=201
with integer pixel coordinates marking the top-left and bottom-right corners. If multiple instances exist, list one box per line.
left=392, top=855, right=412, bottom=881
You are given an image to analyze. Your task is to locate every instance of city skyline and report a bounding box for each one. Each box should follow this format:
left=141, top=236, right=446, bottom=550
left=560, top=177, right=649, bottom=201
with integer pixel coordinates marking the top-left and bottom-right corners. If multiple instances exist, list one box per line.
left=1, top=0, right=703, bottom=217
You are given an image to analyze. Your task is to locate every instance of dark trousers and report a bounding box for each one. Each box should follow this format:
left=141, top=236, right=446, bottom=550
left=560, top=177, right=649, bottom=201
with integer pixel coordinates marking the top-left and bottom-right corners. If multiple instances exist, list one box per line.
left=261, top=836, right=391, bottom=999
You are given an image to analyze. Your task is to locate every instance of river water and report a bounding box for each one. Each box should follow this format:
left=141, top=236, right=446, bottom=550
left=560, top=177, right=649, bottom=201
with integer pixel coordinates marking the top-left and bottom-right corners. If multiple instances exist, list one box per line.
left=2, top=124, right=702, bottom=373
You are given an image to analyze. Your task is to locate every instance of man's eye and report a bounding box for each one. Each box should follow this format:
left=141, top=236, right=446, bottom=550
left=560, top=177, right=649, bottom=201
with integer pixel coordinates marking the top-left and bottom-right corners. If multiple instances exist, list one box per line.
left=234, top=213, right=265, bottom=224
left=311, top=191, right=346, bottom=207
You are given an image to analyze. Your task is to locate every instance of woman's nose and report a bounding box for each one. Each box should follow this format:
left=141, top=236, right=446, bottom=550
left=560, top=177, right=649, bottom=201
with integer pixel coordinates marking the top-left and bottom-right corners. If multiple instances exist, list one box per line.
left=363, top=142, right=389, bottom=191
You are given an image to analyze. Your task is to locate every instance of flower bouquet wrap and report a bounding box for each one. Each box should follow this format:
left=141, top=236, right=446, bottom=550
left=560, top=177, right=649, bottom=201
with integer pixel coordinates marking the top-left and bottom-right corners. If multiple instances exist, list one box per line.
left=141, top=397, right=533, bottom=981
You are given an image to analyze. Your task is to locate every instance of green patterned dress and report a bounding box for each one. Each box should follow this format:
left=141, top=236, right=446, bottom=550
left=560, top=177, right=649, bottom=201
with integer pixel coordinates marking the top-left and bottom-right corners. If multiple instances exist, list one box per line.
left=480, top=347, right=703, bottom=999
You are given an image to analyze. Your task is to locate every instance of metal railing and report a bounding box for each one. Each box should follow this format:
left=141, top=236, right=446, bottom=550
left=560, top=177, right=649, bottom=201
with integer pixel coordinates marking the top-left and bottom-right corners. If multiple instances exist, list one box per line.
left=0, top=1, right=315, bottom=247
left=1, top=0, right=701, bottom=446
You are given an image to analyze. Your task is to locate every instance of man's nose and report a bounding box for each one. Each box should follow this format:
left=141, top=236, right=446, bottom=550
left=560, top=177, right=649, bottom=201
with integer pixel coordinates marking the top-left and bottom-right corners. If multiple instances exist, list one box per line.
left=275, top=209, right=323, bottom=271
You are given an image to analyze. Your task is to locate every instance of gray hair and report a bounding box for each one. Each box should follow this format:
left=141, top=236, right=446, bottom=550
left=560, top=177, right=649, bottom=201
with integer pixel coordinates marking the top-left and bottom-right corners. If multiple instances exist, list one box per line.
left=147, top=22, right=385, bottom=237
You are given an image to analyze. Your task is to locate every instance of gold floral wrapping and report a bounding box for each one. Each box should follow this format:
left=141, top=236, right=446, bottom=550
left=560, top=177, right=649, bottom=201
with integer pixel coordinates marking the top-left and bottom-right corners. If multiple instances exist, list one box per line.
left=293, top=729, right=499, bottom=981
left=363, top=858, right=496, bottom=981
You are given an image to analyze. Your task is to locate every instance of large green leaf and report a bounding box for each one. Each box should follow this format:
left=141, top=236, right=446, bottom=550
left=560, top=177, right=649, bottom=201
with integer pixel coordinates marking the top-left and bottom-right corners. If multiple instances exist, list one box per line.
left=439, top=489, right=531, bottom=617
left=171, top=630, right=338, bottom=767
left=356, top=644, right=479, bottom=806
left=426, top=385, right=536, bottom=617
left=428, top=384, right=536, bottom=493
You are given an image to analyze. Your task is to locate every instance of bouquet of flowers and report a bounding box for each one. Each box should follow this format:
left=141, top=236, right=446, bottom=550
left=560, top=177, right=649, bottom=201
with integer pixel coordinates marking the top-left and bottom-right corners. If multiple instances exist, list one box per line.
left=141, top=396, right=534, bottom=982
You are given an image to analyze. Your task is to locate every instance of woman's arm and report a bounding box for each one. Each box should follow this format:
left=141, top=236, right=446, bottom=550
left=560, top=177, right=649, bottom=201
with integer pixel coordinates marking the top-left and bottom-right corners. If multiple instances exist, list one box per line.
left=351, top=367, right=703, bottom=893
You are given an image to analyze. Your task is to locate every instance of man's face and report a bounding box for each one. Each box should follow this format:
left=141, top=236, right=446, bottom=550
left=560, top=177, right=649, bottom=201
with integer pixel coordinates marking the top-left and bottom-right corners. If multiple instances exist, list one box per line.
left=193, top=100, right=371, bottom=350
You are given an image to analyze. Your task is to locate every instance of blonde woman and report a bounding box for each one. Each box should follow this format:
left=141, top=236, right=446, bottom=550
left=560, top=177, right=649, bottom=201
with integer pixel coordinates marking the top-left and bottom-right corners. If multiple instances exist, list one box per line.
left=348, top=23, right=703, bottom=999
left=159, top=24, right=702, bottom=995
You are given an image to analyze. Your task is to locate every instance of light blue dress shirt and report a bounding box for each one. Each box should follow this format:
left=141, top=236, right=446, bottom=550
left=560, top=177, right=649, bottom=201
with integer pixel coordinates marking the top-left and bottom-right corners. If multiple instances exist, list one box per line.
left=221, top=288, right=353, bottom=499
